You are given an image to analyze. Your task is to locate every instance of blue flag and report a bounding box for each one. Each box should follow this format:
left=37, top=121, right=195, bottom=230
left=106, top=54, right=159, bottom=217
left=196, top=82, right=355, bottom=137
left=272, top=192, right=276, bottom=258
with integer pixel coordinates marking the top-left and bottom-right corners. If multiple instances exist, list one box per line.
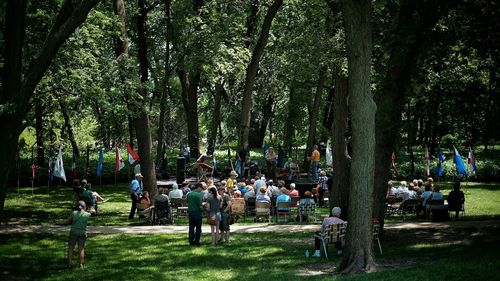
left=452, top=146, right=468, bottom=177
left=436, top=147, right=445, bottom=177
left=97, top=147, right=104, bottom=177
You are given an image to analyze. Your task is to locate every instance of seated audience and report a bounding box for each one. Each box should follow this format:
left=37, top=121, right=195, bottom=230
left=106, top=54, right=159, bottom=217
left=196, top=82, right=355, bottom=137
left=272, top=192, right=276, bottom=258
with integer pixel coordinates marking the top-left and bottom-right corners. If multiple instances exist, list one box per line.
left=289, top=183, right=299, bottom=197
left=312, top=207, right=345, bottom=257
left=255, top=187, right=271, bottom=203
left=448, top=181, right=465, bottom=219
left=244, top=186, right=256, bottom=201
left=276, top=188, right=291, bottom=211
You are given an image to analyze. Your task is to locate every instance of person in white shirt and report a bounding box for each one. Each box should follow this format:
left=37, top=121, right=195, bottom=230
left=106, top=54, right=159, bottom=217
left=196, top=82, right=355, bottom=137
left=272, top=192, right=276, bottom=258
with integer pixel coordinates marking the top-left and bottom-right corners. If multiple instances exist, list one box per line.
left=169, top=183, right=183, bottom=199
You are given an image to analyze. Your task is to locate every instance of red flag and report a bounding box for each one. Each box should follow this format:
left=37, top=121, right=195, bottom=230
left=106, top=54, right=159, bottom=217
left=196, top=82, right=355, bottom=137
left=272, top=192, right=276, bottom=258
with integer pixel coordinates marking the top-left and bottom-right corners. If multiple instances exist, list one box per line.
left=31, top=163, right=37, bottom=180
left=391, top=151, right=398, bottom=174
left=116, top=147, right=125, bottom=171
left=127, top=144, right=140, bottom=164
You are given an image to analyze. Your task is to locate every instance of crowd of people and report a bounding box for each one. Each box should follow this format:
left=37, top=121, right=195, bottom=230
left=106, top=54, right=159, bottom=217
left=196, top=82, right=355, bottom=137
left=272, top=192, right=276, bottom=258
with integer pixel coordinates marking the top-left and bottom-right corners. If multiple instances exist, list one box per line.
left=387, top=177, right=465, bottom=219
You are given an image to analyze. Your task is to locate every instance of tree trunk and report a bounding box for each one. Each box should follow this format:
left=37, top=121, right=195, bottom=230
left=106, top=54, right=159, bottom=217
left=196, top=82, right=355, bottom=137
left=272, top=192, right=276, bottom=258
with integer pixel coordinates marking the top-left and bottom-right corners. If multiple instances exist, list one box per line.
left=303, top=66, right=326, bottom=168
left=321, top=86, right=335, bottom=144
left=208, top=82, right=224, bottom=151
left=245, top=0, right=260, bottom=48
left=283, top=85, right=296, bottom=157
left=0, top=0, right=101, bottom=225
left=372, top=0, right=450, bottom=231
left=134, top=0, right=157, bottom=195
left=238, top=0, right=283, bottom=147
left=339, top=0, right=376, bottom=273
left=156, top=0, right=173, bottom=168
left=35, top=103, right=45, bottom=165
left=58, top=98, right=80, bottom=157
left=331, top=74, right=350, bottom=221
left=178, top=70, right=201, bottom=159
left=256, top=95, right=274, bottom=148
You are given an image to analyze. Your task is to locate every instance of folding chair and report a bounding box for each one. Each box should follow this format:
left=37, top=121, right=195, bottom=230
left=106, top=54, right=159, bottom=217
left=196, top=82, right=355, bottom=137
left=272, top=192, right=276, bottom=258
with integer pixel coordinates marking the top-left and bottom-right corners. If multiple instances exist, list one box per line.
left=401, top=199, right=419, bottom=221
left=244, top=197, right=256, bottom=222
left=276, top=201, right=291, bottom=223
left=231, top=198, right=245, bottom=223
left=298, top=201, right=317, bottom=223
left=152, top=201, right=172, bottom=225
left=255, top=202, right=271, bottom=223
left=315, top=222, right=347, bottom=259
left=373, top=223, right=382, bottom=255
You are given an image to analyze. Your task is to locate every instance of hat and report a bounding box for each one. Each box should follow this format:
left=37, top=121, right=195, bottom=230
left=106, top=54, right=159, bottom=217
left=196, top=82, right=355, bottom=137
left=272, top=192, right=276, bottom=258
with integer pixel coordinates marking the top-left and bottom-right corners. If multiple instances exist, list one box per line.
left=230, top=170, right=238, bottom=177
left=172, top=183, right=179, bottom=190
left=78, top=200, right=86, bottom=209
left=332, top=207, right=341, bottom=216
left=135, top=173, right=143, bottom=178
left=81, top=179, right=88, bottom=184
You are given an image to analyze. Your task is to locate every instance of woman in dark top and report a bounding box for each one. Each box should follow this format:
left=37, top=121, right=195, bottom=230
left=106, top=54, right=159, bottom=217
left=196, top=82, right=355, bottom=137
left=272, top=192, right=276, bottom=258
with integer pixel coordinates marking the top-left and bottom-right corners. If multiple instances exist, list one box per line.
left=448, top=181, right=465, bottom=219
left=207, top=187, right=222, bottom=245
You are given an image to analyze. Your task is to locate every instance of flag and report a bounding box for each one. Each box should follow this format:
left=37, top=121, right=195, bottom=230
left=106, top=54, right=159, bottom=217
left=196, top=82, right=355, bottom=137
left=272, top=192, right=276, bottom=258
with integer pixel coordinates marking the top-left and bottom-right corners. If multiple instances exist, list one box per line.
left=468, top=147, right=476, bottom=177
left=127, top=144, right=140, bottom=164
left=424, top=145, right=430, bottom=176
left=47, top=147, right=54, bottom=184
left=53, top=146, right=67, bottom=181
left=71, top=161, right=77, bottom=178
left=452, top=146, right=468, bottom=177
left=326, top=141, right=333, bottom=166
left=436, top=147, right=445, bottom=177
left=115, top=147, right=125, bottom=172
left=97, top=147, right=104, bottom=177
left=31, top=163, right=37, bottom=180
left=391, top=151, right=398, bottom=174
left=212, top=153, right=217, bottom=172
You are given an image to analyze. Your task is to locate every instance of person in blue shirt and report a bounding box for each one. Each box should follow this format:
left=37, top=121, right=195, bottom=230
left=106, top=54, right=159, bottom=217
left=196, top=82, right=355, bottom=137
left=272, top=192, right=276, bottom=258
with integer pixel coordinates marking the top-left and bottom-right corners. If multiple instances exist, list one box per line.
left=276, top=188, right=291, bottom=211
left=129, top=173, right=143, bottom=219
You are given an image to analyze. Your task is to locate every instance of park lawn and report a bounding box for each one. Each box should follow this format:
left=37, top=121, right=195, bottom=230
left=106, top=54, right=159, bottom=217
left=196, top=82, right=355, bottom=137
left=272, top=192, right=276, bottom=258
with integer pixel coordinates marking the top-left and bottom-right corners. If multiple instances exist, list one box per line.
left=4, top=182, right=500, bottom=226
left=0, top=225, right=499, bottom=281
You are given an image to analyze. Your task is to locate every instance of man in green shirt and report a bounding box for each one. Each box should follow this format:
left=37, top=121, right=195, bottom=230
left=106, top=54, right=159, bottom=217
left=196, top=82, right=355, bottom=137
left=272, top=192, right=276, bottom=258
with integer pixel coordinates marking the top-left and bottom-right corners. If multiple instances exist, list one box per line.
left=187, top=182, right=203, bottom=245
left=66, top=200, right=91, bottom=269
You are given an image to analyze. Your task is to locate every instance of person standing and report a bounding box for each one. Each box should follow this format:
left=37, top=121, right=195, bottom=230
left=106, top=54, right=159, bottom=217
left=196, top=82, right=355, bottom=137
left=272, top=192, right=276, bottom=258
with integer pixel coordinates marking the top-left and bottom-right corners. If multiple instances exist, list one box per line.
left=317, top=171, right=329, bottom=207
left=236, top=142, right=250, bottom=179
left=187, top=182, right=204, bottom=246
left=265, top=146, right=278, bottom=181
left=308, top=145, right=320, bottom=182
left=129, top=173, right=143, bottom=219
left=66, top=200, right=91, bottom=269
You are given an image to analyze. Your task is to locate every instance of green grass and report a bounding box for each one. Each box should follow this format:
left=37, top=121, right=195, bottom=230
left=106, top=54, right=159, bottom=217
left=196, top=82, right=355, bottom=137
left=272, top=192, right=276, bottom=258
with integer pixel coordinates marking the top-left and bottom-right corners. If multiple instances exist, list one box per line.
left=0, top=227, right=499, bottom=281
left=4, top=181, right=499, bottom=226
left=2, top=181, right=500, bottom=280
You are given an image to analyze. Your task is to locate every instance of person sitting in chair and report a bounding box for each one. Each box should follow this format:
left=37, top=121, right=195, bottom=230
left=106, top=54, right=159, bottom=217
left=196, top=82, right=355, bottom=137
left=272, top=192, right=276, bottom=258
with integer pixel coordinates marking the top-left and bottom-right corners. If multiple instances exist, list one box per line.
left=312, top=207, right=345, bottom=257
left=448, top=181, right=465, bottom=220
left=169, top=183, right=183, bottom=200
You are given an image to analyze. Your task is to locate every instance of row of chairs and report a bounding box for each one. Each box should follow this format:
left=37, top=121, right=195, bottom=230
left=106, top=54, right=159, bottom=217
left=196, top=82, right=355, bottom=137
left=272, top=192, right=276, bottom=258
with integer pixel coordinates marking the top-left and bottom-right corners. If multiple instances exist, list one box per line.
left=315, top=222, right=382, bottom=259
left=242, top=197, right=319, bottom=223
left=386, top=196, right=465, bottom=220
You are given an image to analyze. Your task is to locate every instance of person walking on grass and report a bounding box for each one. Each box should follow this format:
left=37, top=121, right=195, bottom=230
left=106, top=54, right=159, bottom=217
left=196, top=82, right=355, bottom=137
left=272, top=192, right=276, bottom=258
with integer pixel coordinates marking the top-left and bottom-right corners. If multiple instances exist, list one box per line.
left=66, top=200, right=91, bottom=270
left=187, top=182, right=204, bottom=246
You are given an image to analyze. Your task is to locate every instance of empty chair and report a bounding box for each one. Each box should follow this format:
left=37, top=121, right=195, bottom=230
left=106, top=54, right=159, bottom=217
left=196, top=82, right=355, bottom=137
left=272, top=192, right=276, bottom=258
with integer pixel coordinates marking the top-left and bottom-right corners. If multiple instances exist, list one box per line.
left=231, top=198, right=245, bottom=223
left=298, top=201, right=317, bottom=223
left=244, top=197, right=256, bottom=222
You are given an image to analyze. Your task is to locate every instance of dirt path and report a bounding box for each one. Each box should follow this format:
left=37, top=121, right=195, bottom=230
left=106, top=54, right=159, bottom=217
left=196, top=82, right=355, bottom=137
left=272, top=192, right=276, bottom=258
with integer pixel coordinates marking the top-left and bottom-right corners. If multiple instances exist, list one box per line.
left=1, top=220, right=498, bottom=235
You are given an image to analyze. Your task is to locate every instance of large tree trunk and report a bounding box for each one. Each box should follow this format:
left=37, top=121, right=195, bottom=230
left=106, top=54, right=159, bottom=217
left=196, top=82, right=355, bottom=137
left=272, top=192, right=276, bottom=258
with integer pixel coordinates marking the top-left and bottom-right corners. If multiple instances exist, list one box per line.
left=331, top=74, right=350, bottom=221
left=134, top=0, right=157, bottom=195
left=0, top=0, right=101, bottom=225
left=321, top=86, right=335, bottom=144
left=238, top=0, right=283, bottom=147
left=372, top=0, right=449, bottom=231
left=339, top=0, right=376, bottom=273
left=303, top=66, right=326, bottom=168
